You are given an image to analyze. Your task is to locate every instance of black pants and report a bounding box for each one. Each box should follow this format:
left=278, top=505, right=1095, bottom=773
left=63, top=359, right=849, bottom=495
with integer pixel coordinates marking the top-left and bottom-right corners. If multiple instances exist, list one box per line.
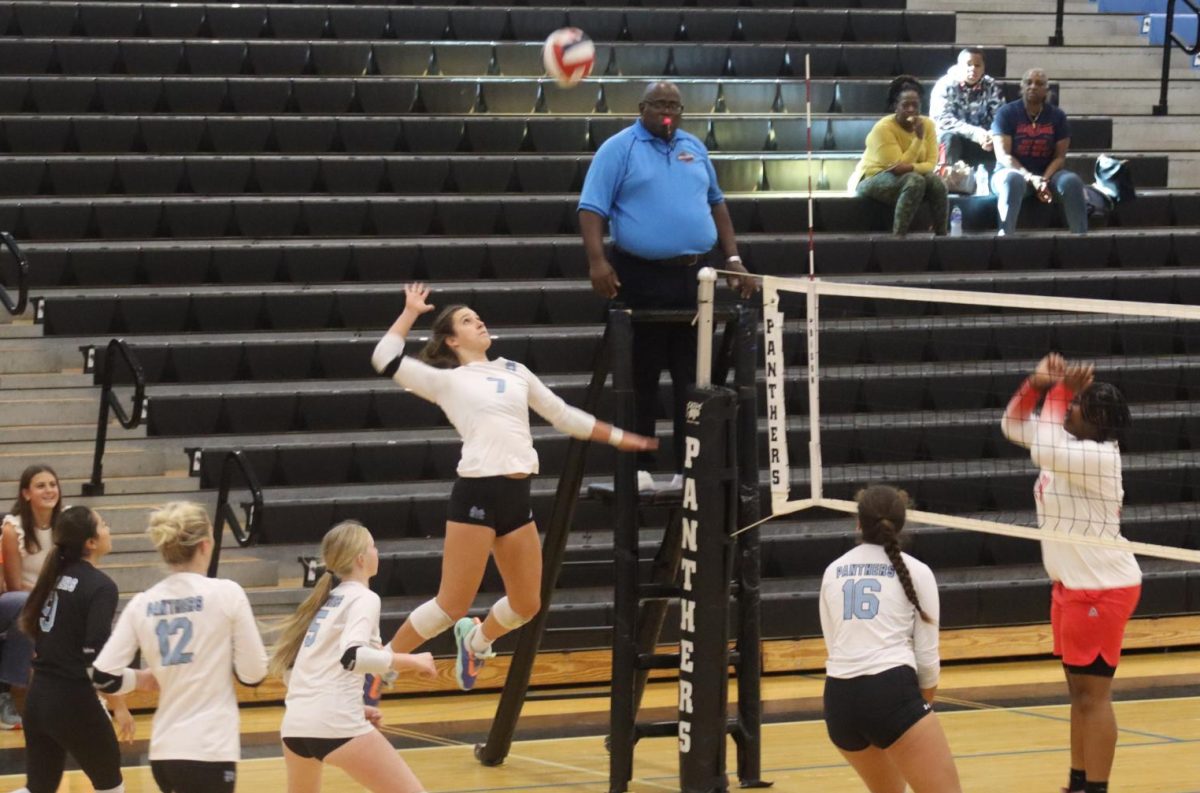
left=609, top=246, right=703, bottom=472
left=23, top=674, right=123, bottom=793
left=151, top=760, right=237, bottom=793
left=937, top=130, right=995, bottom=173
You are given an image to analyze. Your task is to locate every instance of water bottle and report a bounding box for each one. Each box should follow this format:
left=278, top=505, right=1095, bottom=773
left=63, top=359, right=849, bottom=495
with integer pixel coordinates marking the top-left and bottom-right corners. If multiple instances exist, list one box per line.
left=975, top=164, right=990, bottom=196
left=950, top=206, right=963, bottom=237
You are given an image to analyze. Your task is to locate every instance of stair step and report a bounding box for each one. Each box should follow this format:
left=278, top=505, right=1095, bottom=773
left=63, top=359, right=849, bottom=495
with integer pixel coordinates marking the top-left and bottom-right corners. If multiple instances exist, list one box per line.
left=0, top=347, right=62, bottom=375
left=0, top=372, right=93, bottom=389
left=0, top=447, right=165, bottom=481
left=0, top=323, right=45, bottom=339
left=958, top=12, right=1150, bottom=46
left=0, top=396, right=99, bottom=425
left=0, top=423, right=136, bottom=444
left=1006, top=45, right=1197, bottom=80
left=104, top=556, right=279, bottom=593
left=46, top=474, right=199, bottom=498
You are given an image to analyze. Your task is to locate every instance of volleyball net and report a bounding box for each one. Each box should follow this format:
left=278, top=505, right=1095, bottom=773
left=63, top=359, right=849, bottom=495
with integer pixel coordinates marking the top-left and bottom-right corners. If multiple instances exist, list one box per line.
left=750, top=274, right=1200, bottom=565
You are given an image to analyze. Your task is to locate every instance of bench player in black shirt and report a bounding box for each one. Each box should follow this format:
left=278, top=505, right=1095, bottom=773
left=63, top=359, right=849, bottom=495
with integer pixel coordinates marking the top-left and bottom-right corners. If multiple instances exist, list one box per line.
left=14, top=506, right=147, bottom=793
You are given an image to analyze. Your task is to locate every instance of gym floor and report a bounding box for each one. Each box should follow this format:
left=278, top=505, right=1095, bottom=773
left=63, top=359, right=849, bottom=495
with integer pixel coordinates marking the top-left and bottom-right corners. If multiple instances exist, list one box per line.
left=0, top=649, right=1196, bottom=792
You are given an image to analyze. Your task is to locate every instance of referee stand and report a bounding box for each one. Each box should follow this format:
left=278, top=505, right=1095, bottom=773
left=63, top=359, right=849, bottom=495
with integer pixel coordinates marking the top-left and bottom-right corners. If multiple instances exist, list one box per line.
left=605, top=275, right=770, bottom=793
left=474, top=274, right=768, bottom=793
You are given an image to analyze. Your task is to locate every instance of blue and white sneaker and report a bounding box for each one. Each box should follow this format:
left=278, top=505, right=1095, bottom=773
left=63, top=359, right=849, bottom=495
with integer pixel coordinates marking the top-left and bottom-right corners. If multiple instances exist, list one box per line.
left=453, top=617, right=493, bottom=691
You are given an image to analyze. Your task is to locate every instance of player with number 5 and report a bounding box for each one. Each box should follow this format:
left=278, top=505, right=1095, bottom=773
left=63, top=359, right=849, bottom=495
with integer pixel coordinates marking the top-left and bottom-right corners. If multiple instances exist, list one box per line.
left=93, top=502, right=267, bottom=793
left=818, top=485, right=962, bottom=793
left=371, top=284, right=656, bottom=691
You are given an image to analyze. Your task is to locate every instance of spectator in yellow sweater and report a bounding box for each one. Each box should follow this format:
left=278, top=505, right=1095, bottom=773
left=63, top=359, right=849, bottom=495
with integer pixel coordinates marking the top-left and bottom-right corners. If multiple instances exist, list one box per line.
left=848, top=75, right=948, bottom=236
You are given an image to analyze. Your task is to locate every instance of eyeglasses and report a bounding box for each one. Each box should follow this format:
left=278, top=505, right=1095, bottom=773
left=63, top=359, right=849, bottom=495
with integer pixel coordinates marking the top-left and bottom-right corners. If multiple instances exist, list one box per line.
left=643, top=100, right=684, bottom=112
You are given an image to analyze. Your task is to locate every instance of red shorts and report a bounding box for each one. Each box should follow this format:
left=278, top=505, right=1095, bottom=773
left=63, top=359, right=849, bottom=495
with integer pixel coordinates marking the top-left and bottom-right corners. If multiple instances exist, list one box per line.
left=1050, top=582, right=1141, bottom=669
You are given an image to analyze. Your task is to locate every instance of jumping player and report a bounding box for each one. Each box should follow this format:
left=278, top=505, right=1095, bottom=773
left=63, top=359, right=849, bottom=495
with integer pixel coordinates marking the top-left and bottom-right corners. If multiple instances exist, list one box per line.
left=271, top=520, right=436, bottom=793
left=93, top=502, right=268, bottom=793
left=1002, top=353, right=1138, bottom=793
left=820, top=485, right=962, bottom=793
left=372, top=283, right=657, bottom=690
left=13, top=506, right=137, bottom=793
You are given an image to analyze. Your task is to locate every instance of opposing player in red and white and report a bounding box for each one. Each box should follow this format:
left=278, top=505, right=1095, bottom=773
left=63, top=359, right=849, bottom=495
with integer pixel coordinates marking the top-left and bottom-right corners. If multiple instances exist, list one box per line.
left=372, top=283, right=656, bottom=691
left=1002, top=353, right=1139, bottom=793
left=93, top=502, right=267, bottom=793
left=271, top=520, right=435, bottom=793
left=819, top=484, right=961, bottom=793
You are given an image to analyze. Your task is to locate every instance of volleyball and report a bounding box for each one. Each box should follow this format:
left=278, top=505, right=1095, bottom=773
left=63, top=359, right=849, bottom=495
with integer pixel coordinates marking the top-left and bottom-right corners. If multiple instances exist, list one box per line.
left=543, top=27, right=595, bottom=88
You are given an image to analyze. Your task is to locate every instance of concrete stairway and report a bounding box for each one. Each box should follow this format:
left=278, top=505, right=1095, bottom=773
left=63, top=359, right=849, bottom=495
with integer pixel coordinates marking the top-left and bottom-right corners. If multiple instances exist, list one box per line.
left=0, top=316, right=281, bottom=596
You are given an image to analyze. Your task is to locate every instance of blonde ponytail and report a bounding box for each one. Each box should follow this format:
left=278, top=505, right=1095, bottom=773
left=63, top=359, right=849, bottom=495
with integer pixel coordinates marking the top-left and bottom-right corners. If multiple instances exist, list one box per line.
left=269, top=521, right=373, bottom=680
left=148, top=501, right=212, bottom=566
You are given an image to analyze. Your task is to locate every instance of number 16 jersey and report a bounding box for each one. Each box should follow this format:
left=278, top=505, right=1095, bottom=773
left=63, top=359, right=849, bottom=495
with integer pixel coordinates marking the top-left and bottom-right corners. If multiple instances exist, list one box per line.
left=94, top=571, right=268, bottom=762
left=819, top=543, right=941, bottom=689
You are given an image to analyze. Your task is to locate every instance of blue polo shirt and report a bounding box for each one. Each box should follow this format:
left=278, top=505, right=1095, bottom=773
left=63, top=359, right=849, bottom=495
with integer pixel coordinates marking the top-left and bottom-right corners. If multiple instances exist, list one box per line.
left=990, top=99, right=1070, bottom=177
left=578, top=120, right=723, bottom=260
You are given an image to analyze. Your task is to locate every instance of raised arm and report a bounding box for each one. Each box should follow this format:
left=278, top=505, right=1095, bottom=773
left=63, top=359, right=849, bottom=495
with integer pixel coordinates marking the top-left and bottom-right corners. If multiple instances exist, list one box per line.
left=1001, top=353, right=1063, bottom=448
left=371, top=283, right=450, bottom=403
left=523, top=366, right=657, bottom=453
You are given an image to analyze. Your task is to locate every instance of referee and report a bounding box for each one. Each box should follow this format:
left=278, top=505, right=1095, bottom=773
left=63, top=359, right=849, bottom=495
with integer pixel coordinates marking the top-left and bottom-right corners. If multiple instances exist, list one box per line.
left=578, top=80, right=755, bottom=492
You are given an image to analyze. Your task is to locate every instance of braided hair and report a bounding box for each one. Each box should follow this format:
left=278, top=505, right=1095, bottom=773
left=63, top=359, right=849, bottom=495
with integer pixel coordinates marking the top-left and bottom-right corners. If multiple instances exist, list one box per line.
left=856, top=485, right=933, bottom=625
left=886, top=74, right=924, bottom=112
left=1076, top=382, right=1132, bottom=448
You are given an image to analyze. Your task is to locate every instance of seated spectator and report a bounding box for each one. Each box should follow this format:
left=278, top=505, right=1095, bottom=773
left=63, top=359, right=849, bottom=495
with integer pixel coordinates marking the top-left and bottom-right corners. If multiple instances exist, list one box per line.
left=931, top=47, right=1003, bottom=172
left=849, top=75, right=948, bottom=236
left=990, top=68, right=1087, bottom=236
left=0, top=464, right=62, bottom=730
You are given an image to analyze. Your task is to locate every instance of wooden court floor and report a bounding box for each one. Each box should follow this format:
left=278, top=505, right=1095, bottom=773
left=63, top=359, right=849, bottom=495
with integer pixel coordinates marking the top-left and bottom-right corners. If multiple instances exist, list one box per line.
left=1, top=651, right=1197, bottom=792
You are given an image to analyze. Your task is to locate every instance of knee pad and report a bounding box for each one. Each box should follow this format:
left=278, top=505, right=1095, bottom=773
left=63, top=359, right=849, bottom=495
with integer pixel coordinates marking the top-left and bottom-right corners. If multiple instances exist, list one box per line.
left=408, top=599, right=454, bottom=640
left=490, top=596, right=535, bottom=631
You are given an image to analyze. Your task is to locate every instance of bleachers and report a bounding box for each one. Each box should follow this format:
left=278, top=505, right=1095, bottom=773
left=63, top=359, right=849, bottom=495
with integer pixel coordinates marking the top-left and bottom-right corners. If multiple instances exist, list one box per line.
left=7, top=0, right=1199, bottom=653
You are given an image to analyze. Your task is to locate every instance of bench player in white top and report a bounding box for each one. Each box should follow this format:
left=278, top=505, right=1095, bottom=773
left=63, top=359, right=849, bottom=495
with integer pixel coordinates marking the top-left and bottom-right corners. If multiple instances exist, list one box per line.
left=92, top=502, right=268, bottom=793
left=372, top=283, right=657, bottom=689
left=1002, top=353, right=1139, bottom=793
left=271, top=520, right=436, bottom=793
left=819, top=485, right=962, bottom=793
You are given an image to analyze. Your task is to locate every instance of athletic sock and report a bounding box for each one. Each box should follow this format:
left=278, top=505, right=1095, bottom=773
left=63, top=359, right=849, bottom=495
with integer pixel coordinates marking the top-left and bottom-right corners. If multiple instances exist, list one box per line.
left=467, top=624, right=493, bottom=657
left=1084, top=782, right=1108, bottom=793
left=1069, top=769, right=1087, bottom=791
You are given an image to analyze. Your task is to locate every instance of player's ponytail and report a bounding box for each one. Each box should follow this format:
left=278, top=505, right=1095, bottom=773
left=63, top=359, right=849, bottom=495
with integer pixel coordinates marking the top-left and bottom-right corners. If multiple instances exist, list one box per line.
left=419, top=304, right=470, bottom=369
left=269, top=521, right=373, bottom=680
left=857, top=485, right=934, bottom=625
left=19, top=506, right=99, bottom=639
left=147, top=501, right=211, bottom=566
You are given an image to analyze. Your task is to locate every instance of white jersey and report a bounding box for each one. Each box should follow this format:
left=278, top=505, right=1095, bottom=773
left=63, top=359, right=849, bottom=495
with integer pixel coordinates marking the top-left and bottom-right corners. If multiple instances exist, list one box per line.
left=3, top=514, right=53, bottom=589
left=819, top=543, right=941, bottom=689
left=93, top=572, right=268, bottom=762
left=372, top=333, right=595, bottom=477
left=281, top=580, right=382, bottom=740
left=1001, top=382, right=1141, bottom=590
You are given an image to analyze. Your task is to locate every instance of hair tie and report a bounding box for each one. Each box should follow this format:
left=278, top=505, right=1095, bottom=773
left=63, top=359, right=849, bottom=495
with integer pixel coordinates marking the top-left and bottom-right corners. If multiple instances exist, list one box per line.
left=329, top=573, right=342, bottom=587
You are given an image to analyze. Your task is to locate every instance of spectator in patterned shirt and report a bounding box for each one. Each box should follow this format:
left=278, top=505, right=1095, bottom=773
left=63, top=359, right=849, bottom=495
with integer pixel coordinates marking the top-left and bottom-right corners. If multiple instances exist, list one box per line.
left=930, top=48, right=1004, bottom=171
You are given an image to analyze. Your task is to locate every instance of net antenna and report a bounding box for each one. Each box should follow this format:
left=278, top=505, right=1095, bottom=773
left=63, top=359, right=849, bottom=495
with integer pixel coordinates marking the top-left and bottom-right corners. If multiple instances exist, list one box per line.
left=760, top=274, right=1200, bottom=565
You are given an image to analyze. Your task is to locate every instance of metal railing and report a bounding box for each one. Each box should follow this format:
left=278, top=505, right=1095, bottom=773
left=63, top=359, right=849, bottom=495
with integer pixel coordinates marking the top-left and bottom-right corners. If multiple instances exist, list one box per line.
left=208, top=450, right=264, bottom=577
left=0, top=232, right=29, bottom=316
left=82, top=338, right=146, bottom=497
left=1153, top=0, right=1200, bottom=115
left=1049, top=0, right=1066, bottom=46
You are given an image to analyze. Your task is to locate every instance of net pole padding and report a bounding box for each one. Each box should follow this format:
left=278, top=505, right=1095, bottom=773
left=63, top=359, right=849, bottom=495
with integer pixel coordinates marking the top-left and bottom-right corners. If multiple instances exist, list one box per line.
left=805, top=279, right=823, bottom=503
left=678, top=386, right=738, bottom=793
left=476, top=317, right=615, bottom=766
left=730, top=306, right=770, bottom=789
left=762, top=282, right=791, bottom=515
left=756, top=274, right=1200, bottom=322
left=696, top=267, right=718, bottom=389
left=608, top=309, right=640, bottom=793
left=816, top=497, right=1200, bottom=564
